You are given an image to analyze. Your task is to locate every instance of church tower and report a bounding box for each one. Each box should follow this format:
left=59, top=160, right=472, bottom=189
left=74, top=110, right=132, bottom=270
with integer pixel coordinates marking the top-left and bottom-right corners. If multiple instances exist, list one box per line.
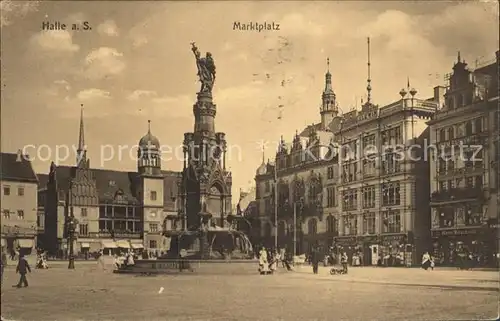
left=320, top=58, right=338, bottom=130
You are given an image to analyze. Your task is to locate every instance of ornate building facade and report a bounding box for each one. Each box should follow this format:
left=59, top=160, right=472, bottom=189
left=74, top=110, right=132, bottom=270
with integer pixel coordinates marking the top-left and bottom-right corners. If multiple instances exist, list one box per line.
left=255, top=44, right=446, bottom=265
left=428, top=51, right=499, bottom=267
left=255, top=61, right=342, bottom=255
left=38, top=108, right=180, bottom=256
left=334, top=83, right=438, bottom=266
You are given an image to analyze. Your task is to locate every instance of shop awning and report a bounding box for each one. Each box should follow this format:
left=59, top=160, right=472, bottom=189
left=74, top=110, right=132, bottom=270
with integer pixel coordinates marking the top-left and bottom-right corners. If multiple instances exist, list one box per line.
left=80, top=242, right=90, bottom=248
left=18, top=239, right=33, bottom=248
left=116, top=240, right=130, bottom=248
left=101, top=241, right=117, bottom=249
left=131, top=243, right=144, bottom=249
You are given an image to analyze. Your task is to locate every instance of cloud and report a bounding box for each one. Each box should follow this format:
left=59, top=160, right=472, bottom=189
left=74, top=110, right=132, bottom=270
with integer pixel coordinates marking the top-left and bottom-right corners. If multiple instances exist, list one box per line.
left=54, top=80, right=71, bottom=91
left=83, top=47, right=125, bottom=79
left=97, top=20, right=119, bottom=36
left=1, top=0, right=39, bottom=27
left=127, top=90, right=157, bottom=101
left=77, top=88, right=112, bottom=100
left=30, top=30, right=80, bottom=53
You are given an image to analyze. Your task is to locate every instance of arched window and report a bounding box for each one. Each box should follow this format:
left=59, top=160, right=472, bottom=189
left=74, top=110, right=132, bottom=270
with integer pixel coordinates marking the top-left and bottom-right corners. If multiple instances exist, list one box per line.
left=278, top=221, right=286, bottom=237
left=474, top=118, right=482, bottom=133
left=456, top=94, right=463, bottom=108
left=465, top=121, right=473, bottom=136
left=448, top=127, right=454, bottom=140
left=439, top=129, right=446, bottom=142
left=308, top=218, right=318, bottom=235
left=264, top=222, right=272, bottom=237
left=326, top=215, right=336, bottom=233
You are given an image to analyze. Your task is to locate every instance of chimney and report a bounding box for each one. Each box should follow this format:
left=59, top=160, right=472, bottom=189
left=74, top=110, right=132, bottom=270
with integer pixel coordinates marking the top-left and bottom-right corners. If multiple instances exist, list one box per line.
left=433, top=86, right=446, bottom=109
left=496, top=50, right=499, bottom=63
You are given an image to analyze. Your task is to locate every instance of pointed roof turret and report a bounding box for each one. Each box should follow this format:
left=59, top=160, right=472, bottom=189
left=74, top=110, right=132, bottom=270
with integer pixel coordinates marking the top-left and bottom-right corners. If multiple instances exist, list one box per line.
left=76, top=104, right=87, bottom=166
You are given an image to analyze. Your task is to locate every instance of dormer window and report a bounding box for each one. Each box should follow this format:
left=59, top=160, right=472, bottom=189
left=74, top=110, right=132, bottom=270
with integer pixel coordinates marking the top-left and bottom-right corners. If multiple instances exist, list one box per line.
left=109, top=181, right=116, bottom=187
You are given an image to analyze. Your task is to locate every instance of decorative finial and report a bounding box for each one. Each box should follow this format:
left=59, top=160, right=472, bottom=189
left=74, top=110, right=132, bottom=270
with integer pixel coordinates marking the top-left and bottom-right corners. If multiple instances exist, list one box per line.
left=327, top=57, right=330, bottom=72
left=407, top=77, right=410, bottom=90
left=148, top=120, right=151, bottom=133
left=457, top=51, right=461, bottom=63
left=366, top=37, right=372, bottom=104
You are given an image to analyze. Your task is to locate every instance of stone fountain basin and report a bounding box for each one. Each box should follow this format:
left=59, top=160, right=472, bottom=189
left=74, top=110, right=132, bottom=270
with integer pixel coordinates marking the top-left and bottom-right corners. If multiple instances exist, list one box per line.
left=113, top=259, right=259, bottom=275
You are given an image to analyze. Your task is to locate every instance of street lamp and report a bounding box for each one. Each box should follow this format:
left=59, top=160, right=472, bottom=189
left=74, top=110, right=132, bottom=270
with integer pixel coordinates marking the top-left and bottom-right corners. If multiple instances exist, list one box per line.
left=67, top=208, right=79, bottom=269
left=293, top=197, right=304, bottom=257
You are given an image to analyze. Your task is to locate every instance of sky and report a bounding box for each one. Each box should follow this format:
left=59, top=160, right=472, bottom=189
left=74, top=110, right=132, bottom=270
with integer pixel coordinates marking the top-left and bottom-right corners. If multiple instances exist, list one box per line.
left=1, top=0, right=498, bottom=202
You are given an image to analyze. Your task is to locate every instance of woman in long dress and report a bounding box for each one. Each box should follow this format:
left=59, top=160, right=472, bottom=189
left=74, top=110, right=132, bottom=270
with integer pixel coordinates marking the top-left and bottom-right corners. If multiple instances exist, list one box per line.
left=422, top=251, right=432, bottom=270
left=259, top=247, right=269, bottom=274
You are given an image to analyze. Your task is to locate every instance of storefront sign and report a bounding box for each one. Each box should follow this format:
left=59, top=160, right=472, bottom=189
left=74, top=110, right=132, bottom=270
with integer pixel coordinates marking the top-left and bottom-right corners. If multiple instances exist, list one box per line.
left=360, top=235, right=379, bottom=243
left=334, top=236, right=357, bottom=244
left=431, top=228, right=478, bottom=237
left=380, top=234, right=406, bottom=242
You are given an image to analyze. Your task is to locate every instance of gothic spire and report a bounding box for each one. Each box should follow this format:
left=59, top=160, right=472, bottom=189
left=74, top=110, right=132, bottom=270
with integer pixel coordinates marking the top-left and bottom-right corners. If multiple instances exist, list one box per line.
left=77, top=104, right=87, bottom=166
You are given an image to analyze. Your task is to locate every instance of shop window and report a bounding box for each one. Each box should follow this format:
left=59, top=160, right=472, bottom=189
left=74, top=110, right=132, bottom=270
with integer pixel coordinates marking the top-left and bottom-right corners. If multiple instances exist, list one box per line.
left=149, top=240, right=157, bottom=249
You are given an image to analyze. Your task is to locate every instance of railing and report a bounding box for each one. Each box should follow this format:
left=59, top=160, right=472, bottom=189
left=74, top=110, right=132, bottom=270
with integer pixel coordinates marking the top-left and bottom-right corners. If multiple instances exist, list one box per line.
left=87, top=231, right=142, bottom=239
left=431, top=187, right=484, bottom=202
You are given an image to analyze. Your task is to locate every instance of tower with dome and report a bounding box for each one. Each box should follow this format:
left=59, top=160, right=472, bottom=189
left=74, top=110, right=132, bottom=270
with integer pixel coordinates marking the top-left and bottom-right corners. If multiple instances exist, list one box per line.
left=37, top=109, right=180, bottom=257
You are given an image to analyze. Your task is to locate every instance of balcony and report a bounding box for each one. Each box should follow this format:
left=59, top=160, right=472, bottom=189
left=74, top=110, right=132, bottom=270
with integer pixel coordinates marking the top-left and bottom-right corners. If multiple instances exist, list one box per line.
left=431, top=187, right=485, bottom=203
left=87, top=231, right=142, bottom=239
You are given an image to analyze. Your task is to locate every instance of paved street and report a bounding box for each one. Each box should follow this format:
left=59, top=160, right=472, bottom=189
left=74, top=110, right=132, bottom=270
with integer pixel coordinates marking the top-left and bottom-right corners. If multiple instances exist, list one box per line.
left=1, top=263, right=498, bottom=321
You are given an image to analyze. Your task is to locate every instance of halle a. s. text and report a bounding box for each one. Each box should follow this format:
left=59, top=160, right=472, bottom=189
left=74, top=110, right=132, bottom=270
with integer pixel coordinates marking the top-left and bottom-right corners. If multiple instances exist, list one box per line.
left=233, top=22, right=280, bottom=32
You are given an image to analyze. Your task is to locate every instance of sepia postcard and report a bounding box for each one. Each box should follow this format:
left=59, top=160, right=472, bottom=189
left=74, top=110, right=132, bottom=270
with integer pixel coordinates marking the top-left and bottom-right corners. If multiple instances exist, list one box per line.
left=1, top=1, right=499, bottom=320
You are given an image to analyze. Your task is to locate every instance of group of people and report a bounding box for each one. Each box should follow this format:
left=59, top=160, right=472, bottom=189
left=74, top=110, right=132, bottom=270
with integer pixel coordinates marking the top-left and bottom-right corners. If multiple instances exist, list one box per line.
left=257, top=247, right=293, bottom=274
left=113, top=250, right=137, bottom=269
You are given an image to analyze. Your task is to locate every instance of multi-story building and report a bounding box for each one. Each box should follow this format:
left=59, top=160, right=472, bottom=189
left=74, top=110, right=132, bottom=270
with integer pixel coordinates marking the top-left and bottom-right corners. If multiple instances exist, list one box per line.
left=427, top=51, right=499, bottom=267
left=334, top=82, right=439, bottom=265
left=254, top=45, right=443, bottom=265
left=1, top=151, right=39, bottom=254
left=39, top=108, right=180, bottom=257
left=255, top=61, right=342, bottom=255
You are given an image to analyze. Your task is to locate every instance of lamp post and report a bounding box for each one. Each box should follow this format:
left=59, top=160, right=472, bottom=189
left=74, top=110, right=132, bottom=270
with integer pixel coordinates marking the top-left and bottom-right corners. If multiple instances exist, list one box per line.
left=293, top=198, right=304, bottom=257
left=67, top=209, right=78, bottom=269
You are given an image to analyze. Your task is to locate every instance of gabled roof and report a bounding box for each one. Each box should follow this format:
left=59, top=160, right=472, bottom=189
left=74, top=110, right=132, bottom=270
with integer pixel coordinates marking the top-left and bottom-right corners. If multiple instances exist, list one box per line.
left=299, top=123, right=322, bottom=137
left=44, top=165, right=180, bottom=210
left=0, top=152, right=38, bottom=183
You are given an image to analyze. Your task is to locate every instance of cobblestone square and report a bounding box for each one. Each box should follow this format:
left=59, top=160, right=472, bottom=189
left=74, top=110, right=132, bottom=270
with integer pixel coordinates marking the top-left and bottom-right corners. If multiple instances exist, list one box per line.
left=1, top=263, right=498, bottom=321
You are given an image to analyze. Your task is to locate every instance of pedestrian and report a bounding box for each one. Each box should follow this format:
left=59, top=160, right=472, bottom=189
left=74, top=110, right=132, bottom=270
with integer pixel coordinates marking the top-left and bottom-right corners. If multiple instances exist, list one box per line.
left=341, top=252, right=348, bottom=274
left=1, top=247, right=7, bottom=286
left=14, top=254, right=31, bottom=288
left=421, top=251, right=431, bottom=270
left=311, top=246, right=321, bottom=274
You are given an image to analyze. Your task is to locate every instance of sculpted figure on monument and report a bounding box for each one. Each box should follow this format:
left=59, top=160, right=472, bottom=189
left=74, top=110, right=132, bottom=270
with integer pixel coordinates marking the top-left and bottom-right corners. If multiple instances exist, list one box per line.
left=191, top=42, right=216, bottom=93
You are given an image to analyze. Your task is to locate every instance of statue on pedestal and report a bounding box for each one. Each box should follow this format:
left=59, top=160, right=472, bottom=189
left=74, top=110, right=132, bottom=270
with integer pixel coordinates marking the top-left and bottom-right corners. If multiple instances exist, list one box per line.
left=191, top=42, right=216, bottom=93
